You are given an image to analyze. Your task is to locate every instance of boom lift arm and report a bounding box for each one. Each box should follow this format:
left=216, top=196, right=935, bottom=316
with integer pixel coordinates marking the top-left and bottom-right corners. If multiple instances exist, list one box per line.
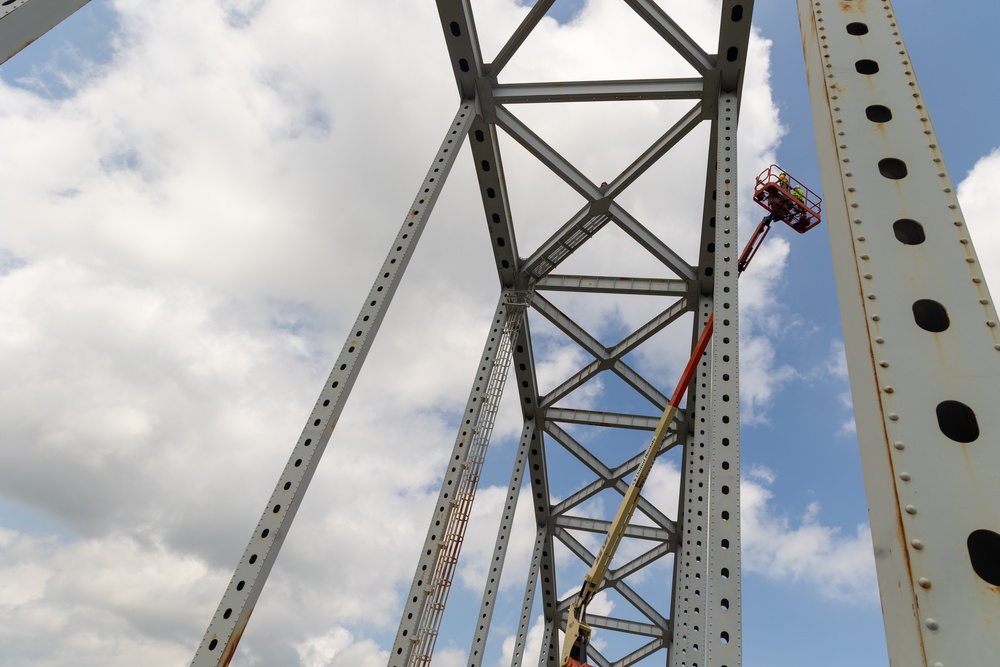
left=560, top=167, right=820, bottom=667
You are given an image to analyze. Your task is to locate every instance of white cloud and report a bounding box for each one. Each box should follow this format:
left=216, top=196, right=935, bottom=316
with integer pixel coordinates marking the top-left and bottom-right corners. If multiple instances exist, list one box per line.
left=0, top=0, right=808, bottom=664
left=741, top=474, right=878, bottom=604
left=958, top=146, right=1000, bottom=293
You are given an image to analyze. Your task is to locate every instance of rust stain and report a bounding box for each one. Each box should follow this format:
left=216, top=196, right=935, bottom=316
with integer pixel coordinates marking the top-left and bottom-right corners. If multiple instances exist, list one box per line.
left=859, top=275, right=930, bottom=666
left=221, top=608, right=253, bottom=667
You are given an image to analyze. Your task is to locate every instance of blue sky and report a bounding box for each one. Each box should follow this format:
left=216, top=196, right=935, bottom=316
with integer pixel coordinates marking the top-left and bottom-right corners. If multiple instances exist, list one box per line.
left=0, top=1, right=997, bottom=666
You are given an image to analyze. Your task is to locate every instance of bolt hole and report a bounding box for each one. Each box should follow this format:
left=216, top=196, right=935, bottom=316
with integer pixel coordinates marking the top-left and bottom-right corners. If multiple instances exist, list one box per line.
left=936, top=400, right=979, bottom=443
left=912, top=299, right=950, bottom=332
left=968, top=530, right=1000, bottom=585
left=855, top=59, right=879, bottom=75
left=846, top=22, right=869, bottom=35
left=878, top=158, right=907, bottom=179
left=893, top=219, right=925, bottom=244
left=865, top=105, right=892, bottom=122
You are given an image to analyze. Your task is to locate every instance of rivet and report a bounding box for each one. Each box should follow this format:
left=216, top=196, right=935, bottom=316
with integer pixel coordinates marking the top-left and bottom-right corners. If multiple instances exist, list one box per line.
left=853, top=218, right=862, bottom=224
left=876, top=337, right=885, bottom=344
left=867, top=293, right=876, bottom=300
left=872, top=315, right=880, bottom=321
left=954, top=220, right=963, bottom=226
left=899, top=472, right=910, bottom=481
left=967, top=257, right=976, bottom=263
left=943, top=187, right=952, bottom=193
left=857, top=236, right=866, bottom=241
left=851, top=202, right=859, bottom=208
left=925, top=618, right=939, bottom=631
left=989, top=321, right=998, bottom=328
left=995, top=344, right=1000, bottom=351
left=974, top=277, right=983, bottom=284
left=860, top=254, right=870, bottom=260
left=918, top=577, right=931, bottom=589
left=845, top=172, right=852, bottom=177
left=894, top=441, right=904, bottom=450
left=960, top=239, right=969, bottom=244
left=864, top=273, right=873, bottom=279
left=980, top=299, right=989, bottom=305
left=905, top=505, right=917, bottom=514
left=884, top=386, right=894, bottom=393
left=879, top=360, right=889, bottom=367
left=911, top=539, right=924, bottom=550
left=847, top=186, right=855, bottom=191
left=888, top=413, right=899, bottom=421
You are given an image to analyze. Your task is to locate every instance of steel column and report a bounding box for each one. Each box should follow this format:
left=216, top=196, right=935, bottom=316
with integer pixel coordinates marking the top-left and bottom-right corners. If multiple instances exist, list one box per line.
left=705, top=91, right=742, bottom=667
left=798, top=1, right=1000, bottom=664
left=467, top=422, right=534, bottom=667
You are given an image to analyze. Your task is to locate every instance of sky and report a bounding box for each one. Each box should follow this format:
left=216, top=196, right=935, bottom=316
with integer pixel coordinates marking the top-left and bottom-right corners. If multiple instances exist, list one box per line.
left=0, top=1, right=997, bottom=666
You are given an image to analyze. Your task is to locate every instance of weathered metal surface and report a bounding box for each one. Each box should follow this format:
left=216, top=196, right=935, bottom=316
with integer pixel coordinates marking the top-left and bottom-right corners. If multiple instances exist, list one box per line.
left=798, top=1, right=1000, bottom=664
left=0, top=0, right=90, bottom=65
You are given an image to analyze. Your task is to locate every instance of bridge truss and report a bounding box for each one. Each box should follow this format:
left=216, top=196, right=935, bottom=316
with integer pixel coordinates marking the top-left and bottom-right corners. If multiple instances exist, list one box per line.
left=1, top=1, right=998, bottom=666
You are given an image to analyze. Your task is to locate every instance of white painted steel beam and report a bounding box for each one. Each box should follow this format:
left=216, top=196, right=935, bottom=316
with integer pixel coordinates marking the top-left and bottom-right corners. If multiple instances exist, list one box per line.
left=798, top=1, right=1000, bottom=665
left=0, top=0, right=88, bottom=64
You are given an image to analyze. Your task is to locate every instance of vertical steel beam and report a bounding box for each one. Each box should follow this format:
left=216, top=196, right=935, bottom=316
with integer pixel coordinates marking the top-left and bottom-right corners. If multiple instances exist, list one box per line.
left=799, top=1, right=1000, bottom=665
left=191, top=104, right=473, bottom=667
left=468, top=421, right=538, bottom=667
left=0, top=0, right=89, bottom=64
left=704, top=91, right=742, bottom=667
left=507, top=525, right=544, bottom=667
left=467, top=423, right=533, bottom=667
left=390, top=290, right=519, bottom=667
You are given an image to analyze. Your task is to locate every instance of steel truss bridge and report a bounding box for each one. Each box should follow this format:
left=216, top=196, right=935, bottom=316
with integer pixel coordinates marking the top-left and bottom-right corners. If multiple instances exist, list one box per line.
left=2, top=1, right=998, bottom=666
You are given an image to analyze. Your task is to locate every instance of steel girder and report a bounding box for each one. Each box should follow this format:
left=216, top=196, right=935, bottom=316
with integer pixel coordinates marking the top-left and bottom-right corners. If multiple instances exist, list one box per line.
left=193, top=0, right=755, bottom=664
left=0, top=0, right=90, bottom=64
left=388, top=2, right=756, bottom=667
left=798, top=1, right=1000, bottom=665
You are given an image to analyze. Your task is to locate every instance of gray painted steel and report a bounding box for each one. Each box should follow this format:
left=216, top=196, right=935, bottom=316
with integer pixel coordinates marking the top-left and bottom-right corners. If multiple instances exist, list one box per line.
left=705, top=90, right=742, bottom=667
left=191, top=0, right=760, bottom=663
left=391, top=292, right=526, bottom=666
left=191, top=105, right=473, bottom=666
left=799, top=1, right=1000, bottom=665
left=0, top=0, right=89, bottom=64
left=389, top=1, right=758, bottom=665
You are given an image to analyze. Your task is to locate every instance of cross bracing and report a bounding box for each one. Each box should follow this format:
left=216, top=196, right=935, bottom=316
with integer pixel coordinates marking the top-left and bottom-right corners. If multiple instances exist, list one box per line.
left=188, top=0, right=753, bottom=664
left=4, top=1, right=997, bottom=666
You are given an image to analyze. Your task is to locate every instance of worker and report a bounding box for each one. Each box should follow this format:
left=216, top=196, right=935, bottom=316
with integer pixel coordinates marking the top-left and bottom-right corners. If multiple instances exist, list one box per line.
left=778, top=172, right=789, bottom=189
left=792, top=186, right=805, bottom=203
